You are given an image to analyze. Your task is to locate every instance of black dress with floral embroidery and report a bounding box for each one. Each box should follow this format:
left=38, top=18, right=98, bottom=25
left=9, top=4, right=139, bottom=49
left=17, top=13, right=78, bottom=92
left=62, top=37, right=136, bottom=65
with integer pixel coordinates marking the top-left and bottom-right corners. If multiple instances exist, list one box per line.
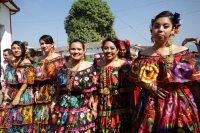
left=96, top=64, right=133, bottom=133
left=51, top=66, right=97, bottom=133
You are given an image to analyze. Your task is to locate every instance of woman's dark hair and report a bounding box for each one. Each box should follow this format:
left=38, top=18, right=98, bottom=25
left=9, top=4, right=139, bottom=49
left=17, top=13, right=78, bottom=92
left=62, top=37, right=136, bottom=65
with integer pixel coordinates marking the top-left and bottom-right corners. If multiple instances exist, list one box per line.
left=102, top=37, right=119, bottom=50
left=29, top=48, right=37, bottom=57
left=11, top=41, right=26, bottom=59
left=69, top=39, right=85, bottom=50
left=152, top=11, right=176, bottom=28
left=39, top=35, right=54, bottom=44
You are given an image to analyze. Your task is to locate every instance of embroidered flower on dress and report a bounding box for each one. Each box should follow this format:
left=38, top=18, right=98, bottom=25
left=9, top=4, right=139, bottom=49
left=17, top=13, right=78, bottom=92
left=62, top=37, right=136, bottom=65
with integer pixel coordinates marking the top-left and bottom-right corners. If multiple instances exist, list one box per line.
left=84, top=77, right=89, bottom=81
left=75, top=77, right=78, bottom=80
left=139, top=63, right=159, bottom=83
left=80, top=113, right=85, bottom=118
left=196, top=58, right=200, bottom=70
left=170, top=61, right=192, bottom=82
left=70, top=96, right=78, bottom=107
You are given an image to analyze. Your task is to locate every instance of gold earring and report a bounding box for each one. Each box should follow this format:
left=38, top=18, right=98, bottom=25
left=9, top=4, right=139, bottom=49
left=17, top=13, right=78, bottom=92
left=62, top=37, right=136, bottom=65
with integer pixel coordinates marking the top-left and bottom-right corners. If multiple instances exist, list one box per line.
left=151, top=36, right=154, bottom=43
left=168, top=36, right=174, bottom=46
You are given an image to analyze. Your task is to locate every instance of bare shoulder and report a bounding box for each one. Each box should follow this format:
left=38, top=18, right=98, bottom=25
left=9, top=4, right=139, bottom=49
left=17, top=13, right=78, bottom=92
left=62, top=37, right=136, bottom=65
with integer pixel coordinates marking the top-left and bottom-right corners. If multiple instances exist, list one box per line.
left=140, top=46, right=156, bottom=56
left=173, top=44, right=188, bottom=53
left=82, top=61, right=92, bottom=68
left=52, top=53, right=61, bottom=58
left=22, top=58, right=31, bottom=65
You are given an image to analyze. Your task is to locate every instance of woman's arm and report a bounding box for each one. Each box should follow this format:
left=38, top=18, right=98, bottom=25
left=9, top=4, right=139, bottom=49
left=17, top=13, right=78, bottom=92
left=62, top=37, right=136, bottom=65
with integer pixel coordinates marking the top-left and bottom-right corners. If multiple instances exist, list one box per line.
left=12, top=83, right=27, bottom=106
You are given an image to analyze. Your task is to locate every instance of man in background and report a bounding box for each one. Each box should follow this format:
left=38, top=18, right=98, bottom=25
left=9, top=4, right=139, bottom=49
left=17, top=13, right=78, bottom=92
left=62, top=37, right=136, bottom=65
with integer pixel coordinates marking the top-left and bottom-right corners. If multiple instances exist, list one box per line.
left=0, top=49, right=14, bottom=104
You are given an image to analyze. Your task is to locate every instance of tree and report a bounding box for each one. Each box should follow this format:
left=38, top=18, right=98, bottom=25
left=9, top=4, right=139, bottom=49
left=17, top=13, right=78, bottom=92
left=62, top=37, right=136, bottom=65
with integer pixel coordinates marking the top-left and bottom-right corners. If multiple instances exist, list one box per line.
left=64, top=0, right=116, bottom=43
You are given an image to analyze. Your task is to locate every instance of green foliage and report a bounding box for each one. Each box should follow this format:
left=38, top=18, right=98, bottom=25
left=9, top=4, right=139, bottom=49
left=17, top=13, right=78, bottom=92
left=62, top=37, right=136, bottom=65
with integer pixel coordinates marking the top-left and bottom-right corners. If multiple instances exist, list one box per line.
left=64, top=0, right=116, bottom=43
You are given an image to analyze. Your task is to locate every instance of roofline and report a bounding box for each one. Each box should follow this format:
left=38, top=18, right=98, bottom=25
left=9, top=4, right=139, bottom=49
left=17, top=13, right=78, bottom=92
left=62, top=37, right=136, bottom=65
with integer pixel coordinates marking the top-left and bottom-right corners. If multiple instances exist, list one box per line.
left=0, top=0, right=20, bottom=14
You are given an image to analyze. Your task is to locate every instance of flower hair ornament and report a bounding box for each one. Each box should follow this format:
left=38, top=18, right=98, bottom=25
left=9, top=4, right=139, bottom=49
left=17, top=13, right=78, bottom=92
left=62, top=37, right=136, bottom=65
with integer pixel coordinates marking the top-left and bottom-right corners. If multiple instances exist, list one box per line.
left=117, top=38, right=123, bottom=50
left=125, top=39, right=131, bottom=47
left=173, top=12, right=182, bottom=34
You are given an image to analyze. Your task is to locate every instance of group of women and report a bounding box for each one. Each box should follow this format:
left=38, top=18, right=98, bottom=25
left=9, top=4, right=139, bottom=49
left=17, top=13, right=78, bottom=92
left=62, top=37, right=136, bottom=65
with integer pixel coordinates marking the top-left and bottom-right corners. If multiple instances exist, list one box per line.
left=0, top=10, right=200, bottom=133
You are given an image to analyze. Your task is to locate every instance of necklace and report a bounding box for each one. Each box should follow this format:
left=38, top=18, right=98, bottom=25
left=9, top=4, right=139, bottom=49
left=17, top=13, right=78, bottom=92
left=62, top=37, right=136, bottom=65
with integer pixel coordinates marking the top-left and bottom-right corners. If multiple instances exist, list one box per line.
left=66, top=60, right=82, bottom=92
left=153, top=45, right=174, bottom=67
left=102, top=57, right=118, bottom=95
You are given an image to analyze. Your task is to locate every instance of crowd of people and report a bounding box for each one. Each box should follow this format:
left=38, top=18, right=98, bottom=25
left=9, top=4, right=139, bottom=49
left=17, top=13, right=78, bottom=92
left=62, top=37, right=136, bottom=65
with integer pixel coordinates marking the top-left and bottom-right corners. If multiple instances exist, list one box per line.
left=0, top=10, right=200, bottom=133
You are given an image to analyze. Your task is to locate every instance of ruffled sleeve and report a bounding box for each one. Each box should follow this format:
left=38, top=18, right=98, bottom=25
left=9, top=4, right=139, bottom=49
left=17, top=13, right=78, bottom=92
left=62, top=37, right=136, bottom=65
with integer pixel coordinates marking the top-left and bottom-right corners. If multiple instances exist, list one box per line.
left=35, top=56, right=66, bottom=80
left=128, top=49, right=200, bottom=86
left=4, top=64, right=17, bottom=84
left=16, top=65, right=35, bottom=84
left=57, top=66, right=98, bottom=93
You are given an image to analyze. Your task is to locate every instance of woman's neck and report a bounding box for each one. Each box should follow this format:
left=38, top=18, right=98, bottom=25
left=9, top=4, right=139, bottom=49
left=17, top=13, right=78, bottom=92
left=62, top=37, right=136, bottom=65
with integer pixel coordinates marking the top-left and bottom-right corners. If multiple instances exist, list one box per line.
left=44, top=51, right=53, bottom=58
left=154, top=40, right=168, bottom=49
left=15, top=57, right=22, bottom=62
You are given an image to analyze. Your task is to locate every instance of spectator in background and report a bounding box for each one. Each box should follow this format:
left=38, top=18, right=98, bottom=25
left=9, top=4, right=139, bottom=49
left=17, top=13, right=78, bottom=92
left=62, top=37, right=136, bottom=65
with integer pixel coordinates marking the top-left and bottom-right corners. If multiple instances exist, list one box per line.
left=1, top=49, right=13, bottom=94
left=182, top=37, right=200, bottom=52
left=26, top=48, right=39, bottom=69
left=93, top=54, right=101, bottom=67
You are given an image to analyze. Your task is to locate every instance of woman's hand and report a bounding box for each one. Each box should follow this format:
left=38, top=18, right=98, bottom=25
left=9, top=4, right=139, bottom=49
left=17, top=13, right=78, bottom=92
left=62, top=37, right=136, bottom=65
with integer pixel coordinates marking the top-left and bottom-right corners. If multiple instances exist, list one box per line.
left=12, top=96, right=20, bottom=106
left=149, top=85, right=169, bottom=99
left=91, top=108, right=98, bottom=119
left=50, top=102, right=56, bottom=113
left=4, top=94, right=11, bottom=101
left=35, top=91, right=38, bottom=103
left=88, top=95, right=94, bottom=109
left=182, top=38, right=199, bottom=46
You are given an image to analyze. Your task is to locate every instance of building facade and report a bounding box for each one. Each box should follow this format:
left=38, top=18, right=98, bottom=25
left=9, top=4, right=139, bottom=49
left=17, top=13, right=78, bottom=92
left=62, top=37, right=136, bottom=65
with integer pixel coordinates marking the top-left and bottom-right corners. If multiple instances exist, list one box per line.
left=0, top=0, right=19, bottom=63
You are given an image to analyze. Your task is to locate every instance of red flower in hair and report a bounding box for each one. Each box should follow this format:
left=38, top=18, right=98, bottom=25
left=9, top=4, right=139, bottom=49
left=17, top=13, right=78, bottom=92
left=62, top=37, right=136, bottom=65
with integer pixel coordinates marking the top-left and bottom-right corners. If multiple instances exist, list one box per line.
left=125, top=39, right=130, bottom=47
left=117, top=38, right=123, bottom=50
left=101, top=38, right=107, bottom=44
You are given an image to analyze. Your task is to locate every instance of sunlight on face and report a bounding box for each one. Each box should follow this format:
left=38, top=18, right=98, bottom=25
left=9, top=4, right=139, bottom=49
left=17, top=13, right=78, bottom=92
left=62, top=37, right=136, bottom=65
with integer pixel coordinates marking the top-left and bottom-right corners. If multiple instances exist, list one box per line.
left=102, top=41, right=118, bottom=60
left=69, top=42, right=85, bottom=61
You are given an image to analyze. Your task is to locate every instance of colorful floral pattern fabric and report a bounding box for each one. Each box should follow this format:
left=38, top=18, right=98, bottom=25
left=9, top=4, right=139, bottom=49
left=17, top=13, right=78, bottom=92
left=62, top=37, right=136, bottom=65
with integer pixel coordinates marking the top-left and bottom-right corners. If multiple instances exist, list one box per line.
left=0, top=64, right=35, bottom=133
left=51, top=66, right=97, bottom=133
left=96, top=64, right=133, bottom=133
left=33, top=56, right=65, bottom=133
left=129, top=49, right=200, bottom=132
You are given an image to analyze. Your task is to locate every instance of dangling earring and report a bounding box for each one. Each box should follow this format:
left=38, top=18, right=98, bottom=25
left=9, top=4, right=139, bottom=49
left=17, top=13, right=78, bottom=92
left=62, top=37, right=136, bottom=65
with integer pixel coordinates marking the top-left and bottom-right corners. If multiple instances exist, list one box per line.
left=115, top=55, right=118, bottom=61
left=151, top=36, right=154, bottom=43
left=167, top=35, right=174, bottom=46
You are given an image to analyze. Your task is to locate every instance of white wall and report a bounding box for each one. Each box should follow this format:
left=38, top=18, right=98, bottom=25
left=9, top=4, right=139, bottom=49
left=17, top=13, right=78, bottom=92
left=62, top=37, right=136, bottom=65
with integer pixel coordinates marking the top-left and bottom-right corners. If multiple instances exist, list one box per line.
left=0, top=3, right=12, bottom=63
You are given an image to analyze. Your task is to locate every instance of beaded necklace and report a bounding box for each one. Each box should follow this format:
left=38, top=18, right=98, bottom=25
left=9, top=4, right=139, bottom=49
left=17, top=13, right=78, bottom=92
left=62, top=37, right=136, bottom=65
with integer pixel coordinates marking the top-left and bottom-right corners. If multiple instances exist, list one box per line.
left=66, top=60, right=82, bottom=92
left=102, top=58, right=118, bottom=94
left=153, top=45, right=174, bottom=68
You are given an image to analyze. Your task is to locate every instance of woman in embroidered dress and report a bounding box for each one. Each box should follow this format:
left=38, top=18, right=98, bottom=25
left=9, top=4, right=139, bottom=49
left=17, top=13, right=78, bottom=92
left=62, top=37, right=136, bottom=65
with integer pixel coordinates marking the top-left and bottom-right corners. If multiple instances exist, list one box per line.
left=0, top=41, right=35, bottom=132
left=91, top=37, right=134, bottom=132
left=33, top=35, right=65, bottom=133
left=118, top=39, right=140, bottom=107
left=51, top=39, right=97, bottom=132
left=129, top=11, right=200, bottom=132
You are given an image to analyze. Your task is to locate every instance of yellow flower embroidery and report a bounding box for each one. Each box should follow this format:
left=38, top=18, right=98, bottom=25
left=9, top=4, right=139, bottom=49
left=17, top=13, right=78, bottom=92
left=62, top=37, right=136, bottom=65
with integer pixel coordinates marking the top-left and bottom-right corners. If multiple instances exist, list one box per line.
left=86, top=112, right=92, bottom=122
left=139, top=63, right=159, bottom=83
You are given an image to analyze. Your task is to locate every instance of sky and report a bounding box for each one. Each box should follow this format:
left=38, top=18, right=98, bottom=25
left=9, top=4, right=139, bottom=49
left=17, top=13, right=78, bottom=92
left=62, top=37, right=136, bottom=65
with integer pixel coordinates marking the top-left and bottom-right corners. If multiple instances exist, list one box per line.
left=11, top=0, right=200, bottom=51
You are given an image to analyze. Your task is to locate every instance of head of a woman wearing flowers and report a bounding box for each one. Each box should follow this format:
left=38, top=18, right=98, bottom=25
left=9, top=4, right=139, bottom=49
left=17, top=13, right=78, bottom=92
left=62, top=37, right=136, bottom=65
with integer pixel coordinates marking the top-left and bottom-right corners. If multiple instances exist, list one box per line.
left=151, top=11, right=177, bottom=46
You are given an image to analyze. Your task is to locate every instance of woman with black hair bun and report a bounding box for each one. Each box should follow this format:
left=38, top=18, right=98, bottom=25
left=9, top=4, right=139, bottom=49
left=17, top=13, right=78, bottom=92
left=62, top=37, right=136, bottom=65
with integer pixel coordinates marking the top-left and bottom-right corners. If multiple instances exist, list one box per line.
left=0, top=41, right=35, bottom=132
left=33, top=35, right=66, bottom=133
left=129, top=11, right=200, bottom=132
